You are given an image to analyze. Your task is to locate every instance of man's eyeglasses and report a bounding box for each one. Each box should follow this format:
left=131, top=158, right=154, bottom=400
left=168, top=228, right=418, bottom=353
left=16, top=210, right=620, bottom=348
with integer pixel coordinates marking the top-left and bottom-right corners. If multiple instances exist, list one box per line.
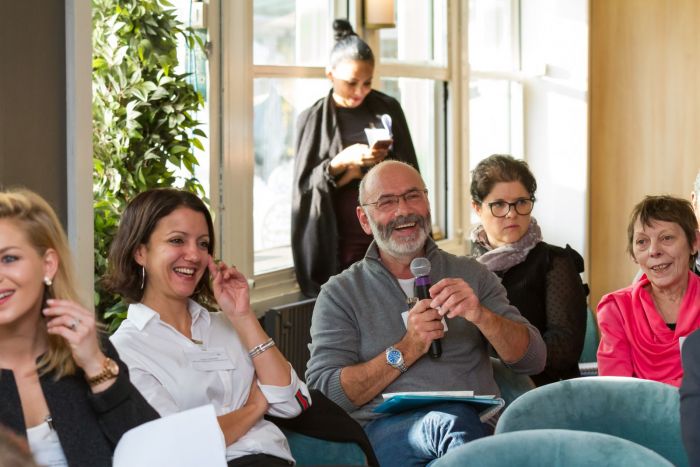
left=362, top=189, right=428, bottom=212
left=486, top=197, right=535, bottom=218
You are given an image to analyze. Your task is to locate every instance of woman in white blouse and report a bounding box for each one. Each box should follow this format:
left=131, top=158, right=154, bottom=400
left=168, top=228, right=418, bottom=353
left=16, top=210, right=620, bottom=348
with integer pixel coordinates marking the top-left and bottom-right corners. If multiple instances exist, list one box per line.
left=0, top=189, right=157, bottom=467
left=106, top=188, right=311, bottom=467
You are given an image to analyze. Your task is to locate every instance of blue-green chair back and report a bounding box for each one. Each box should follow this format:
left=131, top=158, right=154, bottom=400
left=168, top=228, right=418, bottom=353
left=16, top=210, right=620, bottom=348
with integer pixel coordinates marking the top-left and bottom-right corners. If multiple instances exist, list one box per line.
left=282, top=429, right=368, bottom=466
left=432, top=429, right=674, bottom=467
left=495, top=376, right=687, bottom=466
left=579, top=307, right=599, bottom=363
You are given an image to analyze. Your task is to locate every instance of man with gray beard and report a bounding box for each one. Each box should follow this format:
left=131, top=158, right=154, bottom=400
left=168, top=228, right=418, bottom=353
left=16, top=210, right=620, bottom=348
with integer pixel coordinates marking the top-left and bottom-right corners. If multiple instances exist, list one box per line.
left=305, top=160, right=546, bottom=467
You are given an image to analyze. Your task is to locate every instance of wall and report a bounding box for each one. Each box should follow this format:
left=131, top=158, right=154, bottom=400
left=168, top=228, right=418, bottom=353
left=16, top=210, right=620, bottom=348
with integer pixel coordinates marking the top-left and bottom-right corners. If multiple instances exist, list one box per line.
left=589, top=0, right=700, bottom=308
left=0, top=1, right=68, bottom=224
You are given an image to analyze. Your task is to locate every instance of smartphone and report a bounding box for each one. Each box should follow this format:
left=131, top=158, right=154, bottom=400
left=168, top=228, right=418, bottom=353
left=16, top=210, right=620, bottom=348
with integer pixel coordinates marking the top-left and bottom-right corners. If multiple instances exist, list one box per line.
left=371, top=139, right=393, bottom=151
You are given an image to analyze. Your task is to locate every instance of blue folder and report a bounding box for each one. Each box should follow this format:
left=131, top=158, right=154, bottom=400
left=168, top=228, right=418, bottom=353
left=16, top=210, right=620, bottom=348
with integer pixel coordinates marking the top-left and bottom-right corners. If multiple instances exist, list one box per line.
left=373, top=393, right=505, bottom=422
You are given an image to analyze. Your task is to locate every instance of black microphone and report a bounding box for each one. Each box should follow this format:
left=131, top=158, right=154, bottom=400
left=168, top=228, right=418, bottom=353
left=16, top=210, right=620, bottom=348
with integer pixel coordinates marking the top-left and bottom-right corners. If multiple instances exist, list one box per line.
left=410, top=257, right=442, bottom=358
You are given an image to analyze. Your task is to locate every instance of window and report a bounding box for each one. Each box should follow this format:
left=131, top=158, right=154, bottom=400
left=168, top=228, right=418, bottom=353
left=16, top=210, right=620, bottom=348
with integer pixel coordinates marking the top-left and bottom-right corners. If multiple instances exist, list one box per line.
left=251, top=1, right=333, bottom=275
left=378, top=0, right=450, bottom=238
left=174, top=0, right=212, bottom=197
left=468, top=0, right=523, bottom=168
left=467, top=0, right=588, bottom=256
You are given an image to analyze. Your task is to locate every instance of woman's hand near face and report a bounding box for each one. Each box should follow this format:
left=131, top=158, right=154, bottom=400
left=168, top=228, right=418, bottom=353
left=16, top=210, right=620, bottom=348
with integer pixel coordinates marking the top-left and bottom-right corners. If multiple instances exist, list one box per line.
left=43, top=299, right=108, bottom=377
left=208, top=257, right=252, bottom=320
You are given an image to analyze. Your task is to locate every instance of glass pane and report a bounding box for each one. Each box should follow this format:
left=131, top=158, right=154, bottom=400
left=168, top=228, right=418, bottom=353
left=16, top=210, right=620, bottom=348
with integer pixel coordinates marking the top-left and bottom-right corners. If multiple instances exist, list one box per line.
left=469, top=79, right=523, bottom=168
left=253, top=78, right=328, bottom=274
left=171, top=0, right=211, bottom=198
left=469, top=79, right=524, bottom=223
left=380, top=78, right=447, bottom=237
left=380, top=0, right=448, bottom=65
left=254, top=0, right=332, bottom=66
left=469, top=0, right=517, bottom=71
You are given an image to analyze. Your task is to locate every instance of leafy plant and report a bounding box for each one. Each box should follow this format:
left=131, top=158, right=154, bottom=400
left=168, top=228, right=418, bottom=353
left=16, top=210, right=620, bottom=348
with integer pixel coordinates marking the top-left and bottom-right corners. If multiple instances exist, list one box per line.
left=92, top=0, right=206, bottom=331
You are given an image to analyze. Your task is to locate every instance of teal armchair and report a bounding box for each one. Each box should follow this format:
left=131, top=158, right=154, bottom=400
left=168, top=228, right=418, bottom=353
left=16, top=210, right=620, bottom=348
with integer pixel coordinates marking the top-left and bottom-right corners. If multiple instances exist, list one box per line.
left=495, top=376, right=687, bottom=466
left=431, top=429, right=674, bottom=467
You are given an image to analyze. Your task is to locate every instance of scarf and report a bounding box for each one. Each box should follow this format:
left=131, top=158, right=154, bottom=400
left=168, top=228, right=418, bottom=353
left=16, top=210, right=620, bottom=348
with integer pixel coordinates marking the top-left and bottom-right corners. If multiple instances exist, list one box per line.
left=470, top=218, right=543, bottom=273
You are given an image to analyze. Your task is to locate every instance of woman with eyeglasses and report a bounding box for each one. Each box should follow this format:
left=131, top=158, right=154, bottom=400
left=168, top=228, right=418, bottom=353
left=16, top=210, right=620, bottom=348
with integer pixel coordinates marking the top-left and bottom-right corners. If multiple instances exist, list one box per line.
left=469, top=155, right=588, bottom=386
left=292, top=19, right=418, bottom=298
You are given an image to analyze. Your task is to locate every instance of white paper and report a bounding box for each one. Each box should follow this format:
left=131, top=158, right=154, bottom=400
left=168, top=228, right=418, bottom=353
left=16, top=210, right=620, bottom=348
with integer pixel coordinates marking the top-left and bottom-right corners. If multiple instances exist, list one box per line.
left=114, top=405, right=227, bottom=467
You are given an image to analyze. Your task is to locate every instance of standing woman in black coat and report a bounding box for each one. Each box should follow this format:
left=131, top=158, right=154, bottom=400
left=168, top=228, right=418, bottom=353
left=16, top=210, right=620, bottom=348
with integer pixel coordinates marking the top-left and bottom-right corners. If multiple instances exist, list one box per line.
left=469, top=155, right=588, bottom=386
left=0, top=189, right=157, bottom=466
left=292, top=19, right=419, bottom=297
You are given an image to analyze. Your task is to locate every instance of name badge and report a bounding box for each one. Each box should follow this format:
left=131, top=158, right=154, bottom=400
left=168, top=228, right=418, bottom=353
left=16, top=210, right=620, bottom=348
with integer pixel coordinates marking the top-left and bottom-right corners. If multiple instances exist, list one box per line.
left=401, top=310, right=448, bottom=332
left=184, top=347, right=235, bottom=371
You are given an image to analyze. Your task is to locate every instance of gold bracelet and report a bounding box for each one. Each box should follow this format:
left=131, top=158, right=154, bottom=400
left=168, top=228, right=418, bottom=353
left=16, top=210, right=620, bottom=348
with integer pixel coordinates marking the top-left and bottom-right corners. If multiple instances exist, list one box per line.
left=248, top=338, right=275, bottom=359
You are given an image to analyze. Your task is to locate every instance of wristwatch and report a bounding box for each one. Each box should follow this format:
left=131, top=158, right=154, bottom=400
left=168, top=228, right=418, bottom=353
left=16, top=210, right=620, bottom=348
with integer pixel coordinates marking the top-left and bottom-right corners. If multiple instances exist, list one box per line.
left=86, top=357, right=120, bottom=387
left=385, top=346, right=407, bottom=373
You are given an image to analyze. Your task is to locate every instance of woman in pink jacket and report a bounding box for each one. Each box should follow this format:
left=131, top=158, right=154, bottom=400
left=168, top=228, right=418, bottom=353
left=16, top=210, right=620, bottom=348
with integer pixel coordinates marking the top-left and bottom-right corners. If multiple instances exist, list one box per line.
left=597, top=195, right=700, bottom=386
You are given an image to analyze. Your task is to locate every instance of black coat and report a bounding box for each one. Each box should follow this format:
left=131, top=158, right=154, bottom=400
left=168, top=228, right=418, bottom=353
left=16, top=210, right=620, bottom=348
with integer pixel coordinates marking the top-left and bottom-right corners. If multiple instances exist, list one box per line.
left=680, top=328, right=700, bottom=466
left=292, top=89, right=419, bottom=297
left=0, top=339, right=159, bottom=467
left=472, top=242, right=588, bottom=386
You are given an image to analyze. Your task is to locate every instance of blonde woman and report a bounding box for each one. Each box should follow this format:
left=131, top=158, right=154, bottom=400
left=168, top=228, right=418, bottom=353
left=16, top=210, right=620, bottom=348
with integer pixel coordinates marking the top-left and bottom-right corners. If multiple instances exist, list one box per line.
left=0, top=189, right=157, bottom=466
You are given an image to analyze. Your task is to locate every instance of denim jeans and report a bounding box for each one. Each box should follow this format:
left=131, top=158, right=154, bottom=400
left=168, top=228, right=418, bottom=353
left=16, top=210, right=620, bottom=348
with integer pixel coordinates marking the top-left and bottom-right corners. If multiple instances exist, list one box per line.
left=363, top=402, right=491, bottom=467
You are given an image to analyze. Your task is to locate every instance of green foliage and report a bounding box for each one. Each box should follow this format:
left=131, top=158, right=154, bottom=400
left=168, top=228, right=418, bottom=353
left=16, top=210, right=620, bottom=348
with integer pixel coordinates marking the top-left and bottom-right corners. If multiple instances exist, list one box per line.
left=92, top=0, right=206, bottom=331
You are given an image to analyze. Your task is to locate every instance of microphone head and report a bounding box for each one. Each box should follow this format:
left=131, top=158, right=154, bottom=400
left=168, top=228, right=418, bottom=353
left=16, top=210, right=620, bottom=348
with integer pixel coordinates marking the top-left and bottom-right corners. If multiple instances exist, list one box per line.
left=410, top=257, right=431, bottom=278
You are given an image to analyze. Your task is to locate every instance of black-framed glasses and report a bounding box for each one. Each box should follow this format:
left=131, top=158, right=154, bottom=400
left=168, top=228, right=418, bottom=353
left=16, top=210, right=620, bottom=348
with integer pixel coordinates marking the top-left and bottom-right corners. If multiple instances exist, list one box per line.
left=486, top=197, right=535, bottom=218
left=362, top=189, right=429, bottom=212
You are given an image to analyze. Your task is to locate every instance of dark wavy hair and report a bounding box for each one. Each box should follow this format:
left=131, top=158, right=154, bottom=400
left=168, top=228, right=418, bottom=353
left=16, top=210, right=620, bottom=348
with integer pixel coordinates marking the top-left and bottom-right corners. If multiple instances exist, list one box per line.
left=470, top=154, right=537, bottom=204
left=103, top=188, right=215, bottom=306
left=329, top=19, right=374, bottom=68
left=626, top=195, right=699, bottom=266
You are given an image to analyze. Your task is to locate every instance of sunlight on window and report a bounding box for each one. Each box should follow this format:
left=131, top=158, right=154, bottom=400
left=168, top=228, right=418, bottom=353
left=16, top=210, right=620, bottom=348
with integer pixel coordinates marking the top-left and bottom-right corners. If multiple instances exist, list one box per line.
left=253, top=78, right=327, bottom=274
left=380, top=0, right=447, bottom=65
left=253, top=0, right=331, bottom=66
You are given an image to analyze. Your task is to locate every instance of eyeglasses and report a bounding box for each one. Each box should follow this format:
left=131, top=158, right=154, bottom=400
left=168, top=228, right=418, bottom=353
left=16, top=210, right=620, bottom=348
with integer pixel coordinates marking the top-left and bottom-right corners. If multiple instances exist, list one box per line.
left=485, top=197, right=535, bottom=218
left=362, top=189, right=428, bottom=212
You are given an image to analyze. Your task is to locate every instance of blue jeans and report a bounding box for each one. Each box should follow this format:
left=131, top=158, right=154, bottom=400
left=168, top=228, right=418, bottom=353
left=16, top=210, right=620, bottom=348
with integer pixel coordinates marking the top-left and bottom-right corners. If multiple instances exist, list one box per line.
left=364, top=402, right=491, bottom=467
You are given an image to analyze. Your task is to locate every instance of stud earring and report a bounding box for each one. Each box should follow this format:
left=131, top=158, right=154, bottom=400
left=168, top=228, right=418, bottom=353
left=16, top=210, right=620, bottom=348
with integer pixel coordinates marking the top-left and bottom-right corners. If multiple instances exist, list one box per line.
left=140, top=267, right=146, bottom=290
left=44, top=276, right=53, bottom=287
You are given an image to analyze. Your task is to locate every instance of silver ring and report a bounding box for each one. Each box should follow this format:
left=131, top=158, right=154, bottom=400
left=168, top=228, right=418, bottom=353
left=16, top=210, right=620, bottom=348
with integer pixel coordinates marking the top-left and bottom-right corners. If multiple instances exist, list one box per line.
left=69, top=319, right=79, bottom=331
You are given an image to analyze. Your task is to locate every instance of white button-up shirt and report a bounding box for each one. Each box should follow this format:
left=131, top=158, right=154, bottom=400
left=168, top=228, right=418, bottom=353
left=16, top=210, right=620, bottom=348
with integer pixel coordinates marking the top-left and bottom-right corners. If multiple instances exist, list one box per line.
left=110, top=301, right=311, bottom=463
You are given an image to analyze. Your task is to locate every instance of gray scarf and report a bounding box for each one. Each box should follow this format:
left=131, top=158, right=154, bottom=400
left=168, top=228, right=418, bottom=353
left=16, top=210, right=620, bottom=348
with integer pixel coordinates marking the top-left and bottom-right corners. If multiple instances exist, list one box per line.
left=470, top=218, right=543, bottom=273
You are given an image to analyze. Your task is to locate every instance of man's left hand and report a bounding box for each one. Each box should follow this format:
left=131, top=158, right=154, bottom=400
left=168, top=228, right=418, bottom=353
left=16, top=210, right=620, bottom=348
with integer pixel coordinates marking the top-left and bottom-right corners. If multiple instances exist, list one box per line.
left=428, top=278, right=484, bottom=324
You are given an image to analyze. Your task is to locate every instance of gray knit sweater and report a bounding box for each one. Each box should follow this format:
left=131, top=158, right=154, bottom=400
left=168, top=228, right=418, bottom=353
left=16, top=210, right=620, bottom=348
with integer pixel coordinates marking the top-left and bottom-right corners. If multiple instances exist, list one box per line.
left=306, top=239, right=546, bottom=424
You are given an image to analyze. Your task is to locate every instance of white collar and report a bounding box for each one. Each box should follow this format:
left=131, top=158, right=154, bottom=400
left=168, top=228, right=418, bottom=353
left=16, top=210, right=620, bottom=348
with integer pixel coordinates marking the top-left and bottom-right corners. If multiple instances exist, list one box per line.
left=127, top=300, right=210, bottom=331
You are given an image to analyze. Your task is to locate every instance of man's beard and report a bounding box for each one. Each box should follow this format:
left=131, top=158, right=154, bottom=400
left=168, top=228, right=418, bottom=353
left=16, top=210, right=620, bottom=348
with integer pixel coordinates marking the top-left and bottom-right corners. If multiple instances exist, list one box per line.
left=367, top=212, right=431, bottom=258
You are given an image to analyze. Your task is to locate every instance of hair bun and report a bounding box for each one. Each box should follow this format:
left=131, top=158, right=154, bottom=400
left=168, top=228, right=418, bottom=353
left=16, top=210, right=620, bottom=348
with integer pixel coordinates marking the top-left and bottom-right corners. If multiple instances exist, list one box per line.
left=333, top=19, right=356, bottom=42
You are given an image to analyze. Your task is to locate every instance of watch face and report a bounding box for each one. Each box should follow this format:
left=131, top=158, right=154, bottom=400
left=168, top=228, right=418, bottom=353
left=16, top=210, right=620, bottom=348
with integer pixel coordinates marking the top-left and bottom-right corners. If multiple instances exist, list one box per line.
left=106, top=358, right=120, bottom=376
left=387, top=349, right=402, bottom=365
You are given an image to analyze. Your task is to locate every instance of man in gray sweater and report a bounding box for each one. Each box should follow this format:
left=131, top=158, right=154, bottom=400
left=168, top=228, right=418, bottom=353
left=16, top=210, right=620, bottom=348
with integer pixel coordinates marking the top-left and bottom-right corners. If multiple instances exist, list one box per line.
left=305, top=160, right=546, bottom=467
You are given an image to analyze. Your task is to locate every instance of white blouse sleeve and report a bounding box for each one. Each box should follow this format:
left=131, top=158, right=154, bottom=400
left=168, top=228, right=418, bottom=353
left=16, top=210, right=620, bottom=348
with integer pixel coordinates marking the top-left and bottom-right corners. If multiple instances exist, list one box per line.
left=258, top=365, right=312, bottom=418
